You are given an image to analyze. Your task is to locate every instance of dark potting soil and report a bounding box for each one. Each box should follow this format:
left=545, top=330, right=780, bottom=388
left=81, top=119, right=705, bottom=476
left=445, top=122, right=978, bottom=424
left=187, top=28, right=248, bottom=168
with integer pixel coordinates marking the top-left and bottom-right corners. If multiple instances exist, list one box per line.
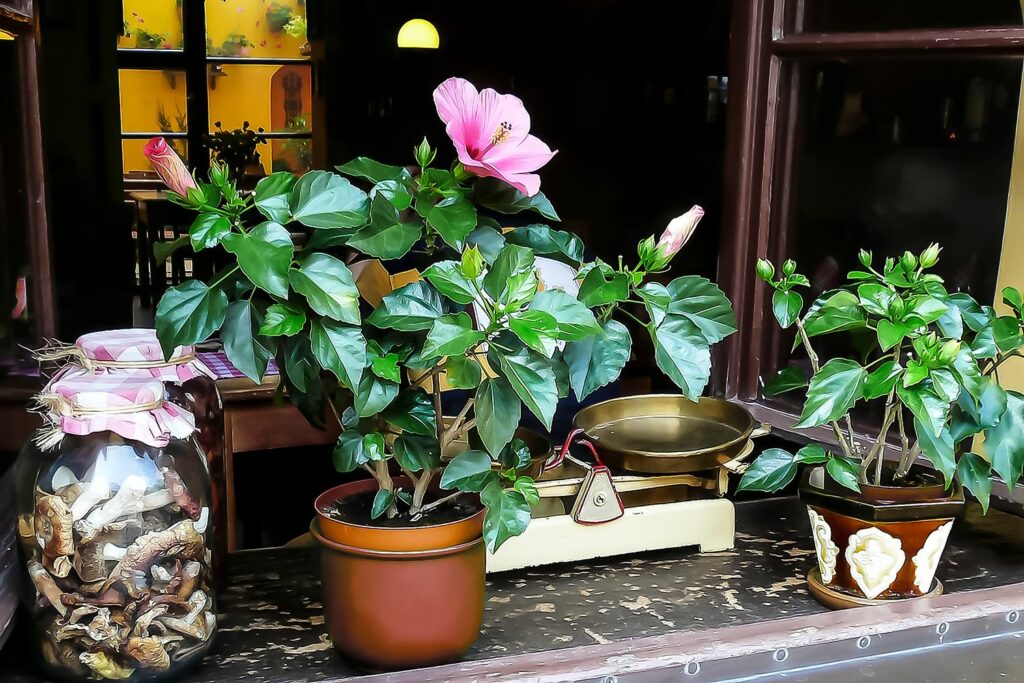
left=325, top=490, right=483, bottom=528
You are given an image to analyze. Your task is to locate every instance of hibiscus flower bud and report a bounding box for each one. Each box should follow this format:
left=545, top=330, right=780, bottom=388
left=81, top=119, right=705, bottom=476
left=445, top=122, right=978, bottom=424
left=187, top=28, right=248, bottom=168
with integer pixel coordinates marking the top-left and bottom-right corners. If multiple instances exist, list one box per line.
left=920, top=243, right=942, bottom=269
left=143, top=137, right=197, bottom=197
left=755, top=259, right=775, bottom=282
left=414, top=137, right=436, bottom=167
left=656, top=206, right=704, bottom=260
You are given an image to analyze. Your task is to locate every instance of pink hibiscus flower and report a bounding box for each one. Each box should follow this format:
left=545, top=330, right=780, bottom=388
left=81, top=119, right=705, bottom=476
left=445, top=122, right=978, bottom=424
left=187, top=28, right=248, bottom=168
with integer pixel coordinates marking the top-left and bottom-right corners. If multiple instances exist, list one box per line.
left=433, top=77, right=556, bottom=197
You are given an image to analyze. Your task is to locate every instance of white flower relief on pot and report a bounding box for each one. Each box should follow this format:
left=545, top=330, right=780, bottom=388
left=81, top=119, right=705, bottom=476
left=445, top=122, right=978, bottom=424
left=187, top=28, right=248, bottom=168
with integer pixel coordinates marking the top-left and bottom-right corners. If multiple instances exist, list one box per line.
left=845, top=527, right=906, bottom=599
left=912, top=520, right=954, bottom=593
left=807, top=507, right=839, bottom=583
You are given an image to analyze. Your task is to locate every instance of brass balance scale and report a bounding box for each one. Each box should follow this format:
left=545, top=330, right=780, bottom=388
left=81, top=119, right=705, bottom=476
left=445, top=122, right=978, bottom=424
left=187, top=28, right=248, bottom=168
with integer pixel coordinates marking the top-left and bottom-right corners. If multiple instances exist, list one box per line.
left=488, top=395, right=770, bottom=573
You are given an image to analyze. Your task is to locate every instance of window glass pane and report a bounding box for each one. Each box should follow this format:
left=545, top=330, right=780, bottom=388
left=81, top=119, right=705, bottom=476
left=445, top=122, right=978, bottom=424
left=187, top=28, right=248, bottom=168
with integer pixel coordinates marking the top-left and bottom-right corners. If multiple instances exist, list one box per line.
left=118, top=69, right=188, bottom=134
left=801, top=0, right=1023, bottom=33
left=765, top=58, right=1023, bottom=410
left=119, top=0, right=183, bottom=50
left=122, top=138, right=187, bottom=175
left=207, top=64, right=312, bottom=134
left=271, top=137, right=312, bottom=174
left=205, top=0, right=308, bottom=58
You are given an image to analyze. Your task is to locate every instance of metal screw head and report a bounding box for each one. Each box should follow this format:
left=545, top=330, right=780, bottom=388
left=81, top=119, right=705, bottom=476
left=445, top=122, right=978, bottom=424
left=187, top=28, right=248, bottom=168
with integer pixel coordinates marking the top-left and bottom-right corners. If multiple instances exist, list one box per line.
left=594, top=492, right=608, bottom=506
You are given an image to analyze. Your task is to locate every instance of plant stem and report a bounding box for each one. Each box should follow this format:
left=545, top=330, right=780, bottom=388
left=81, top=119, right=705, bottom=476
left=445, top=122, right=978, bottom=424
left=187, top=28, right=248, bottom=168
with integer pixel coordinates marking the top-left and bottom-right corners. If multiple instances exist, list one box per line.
left=409, top=362, right=447, bottom=390
left=410, top=468, right=435, bottom=514
left=794, top=319, right=856, bottom=460
left=209, top=264, right=240, bottom=289
left=617, top=307, right=649, bottom=328
left=410, top=491, right=463, bottom=521
left=372, top=459, right=398, bottom=519
left=985, top=351, right=1023, bottom=376
left=895, top=404, right=911, bottom=476
left=441, top=398, right=474, bottom=451
left=432, top=372, right=444, bottom=447
left=864, top=400, right=897, bottom=485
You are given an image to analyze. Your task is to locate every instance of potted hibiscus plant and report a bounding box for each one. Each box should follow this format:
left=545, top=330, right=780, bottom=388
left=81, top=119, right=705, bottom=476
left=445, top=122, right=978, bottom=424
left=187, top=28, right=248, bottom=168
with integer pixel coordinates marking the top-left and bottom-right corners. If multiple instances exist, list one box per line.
left=147, top=77, right=734, bottom=669
left=740, top=246, right=1023, bottom=608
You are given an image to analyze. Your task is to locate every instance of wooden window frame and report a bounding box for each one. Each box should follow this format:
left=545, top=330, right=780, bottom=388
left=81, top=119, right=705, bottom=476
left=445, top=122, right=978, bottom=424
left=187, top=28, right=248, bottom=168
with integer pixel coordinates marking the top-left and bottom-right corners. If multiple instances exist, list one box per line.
left=717, top=1, right=1024, bottom=493
left=116, top=0, right=314, bottom=179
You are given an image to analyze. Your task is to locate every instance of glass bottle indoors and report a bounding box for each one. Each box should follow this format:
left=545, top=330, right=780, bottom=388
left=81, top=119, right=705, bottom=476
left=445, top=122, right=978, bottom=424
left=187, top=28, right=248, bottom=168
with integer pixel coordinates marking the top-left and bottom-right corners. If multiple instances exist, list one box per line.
left=14, top=374, right=216, bottom=682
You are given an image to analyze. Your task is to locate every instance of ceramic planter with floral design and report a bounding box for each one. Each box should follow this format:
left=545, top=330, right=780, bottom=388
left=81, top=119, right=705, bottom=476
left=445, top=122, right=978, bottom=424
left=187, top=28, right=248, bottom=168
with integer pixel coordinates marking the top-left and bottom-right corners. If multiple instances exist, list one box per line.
left=799, top=465, right=964, bottom=607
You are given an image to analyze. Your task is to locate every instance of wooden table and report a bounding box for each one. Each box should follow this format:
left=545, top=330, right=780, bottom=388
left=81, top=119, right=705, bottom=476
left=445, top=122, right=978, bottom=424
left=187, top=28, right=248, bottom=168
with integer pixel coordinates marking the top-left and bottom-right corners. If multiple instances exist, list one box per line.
left=5, top=496, right=1024, bottom=681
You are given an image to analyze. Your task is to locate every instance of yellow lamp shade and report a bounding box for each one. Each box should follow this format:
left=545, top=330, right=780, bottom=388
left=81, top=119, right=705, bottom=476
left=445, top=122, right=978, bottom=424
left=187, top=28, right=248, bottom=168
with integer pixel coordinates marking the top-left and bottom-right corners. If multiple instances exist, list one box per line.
left=397, top=19, right=439, bottom=49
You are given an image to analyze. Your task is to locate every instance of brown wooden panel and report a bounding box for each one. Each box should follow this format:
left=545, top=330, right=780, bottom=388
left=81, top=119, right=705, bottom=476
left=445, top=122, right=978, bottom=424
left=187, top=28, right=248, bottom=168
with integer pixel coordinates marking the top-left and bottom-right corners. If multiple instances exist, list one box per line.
left=226, top=402, right=339, bottom=453
left=773, top=27, right=1024, bottom=56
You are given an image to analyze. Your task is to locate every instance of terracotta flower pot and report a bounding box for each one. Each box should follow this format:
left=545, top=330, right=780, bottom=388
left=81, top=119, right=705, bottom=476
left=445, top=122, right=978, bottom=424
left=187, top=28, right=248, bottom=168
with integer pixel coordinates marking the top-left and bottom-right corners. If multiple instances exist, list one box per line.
left=311, top=478, right=485, bottom=671
left=798, top=465, right=964, bottom=608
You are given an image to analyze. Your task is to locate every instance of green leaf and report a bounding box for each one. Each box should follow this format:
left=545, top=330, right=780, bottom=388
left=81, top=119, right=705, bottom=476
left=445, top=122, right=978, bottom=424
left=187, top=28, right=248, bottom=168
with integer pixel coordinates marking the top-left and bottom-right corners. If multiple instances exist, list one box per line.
left=952, top=380, right=1007, bottom=443
left=863, top=360, right=902, bottom=400
left=952, top=349, right=984, bottom=400
left=957, top=452, right=992, bottom=514
left=802, top=290, right=867, bottom=339
left=985, top=390, right=1024, bottom=489
left=937, top=304, right=964, bottom=340
left=903, top=359, right=929, bottom=388
left=498, top=438, right=532, bottom=471
left=153, top=235, right=189, bottom=266
left=367, top=281, right=446, bottom=332
left=281, top=335, right=319, bottom=394
left=333, top=431, right=369, bottom=472
left=564, top=319, right=631, bottom=401
left=370, top=489, right=395, bottom=520
left=290, top=170, right=369, bottom=228
left=362, top=432, right=386, bottom=461
left=371, top=179, right=413, bottom=211
left=504, top=225, right=584, bottom=265
left=382, top=390, right=436, bottom=436
left=638, top=282, right=670, bottom=327
left=578, top=267, right=628, bottom=308
left=794, top=358, right=866, bottom=428
left=393, top=434, right=441, bottom=472
left=254, top=172, right=296, bottom=223
left=446, top=355, right=482, bottom=389
left=993, top=315, right=1024, bottom=353
left=528, top=289, right=602, bottom=341
left=289, top=253, right=361, bottom=325
left=466, top=224, right=506, bottom=264
left=825, top=456, right=862, bottom=492
left=473, top=177, right=559, bottom=221
left=222, top=222, right=292, bottom=298
left=949, top=293, right=994, bottom=333
left=652, top=316, right=712, bottom=401
left=665, top=276, right=738, bottom=344
left=1004, top=286, right=1024, bottom=311
left=353, top=371, right=399, bottom=417
left=762, top=365, right=809, bottom=397
left=795, top=444, right=829, bottom=464
left=475, top=377, right=522, bottom=456
left=513, top=477, right=540, bottom=506
left=971, top=324, right=998, bottom=359
left=484, top=244, right=537, bottom=306
left=370, top=352, right=401, bottom=384
left=189, top=213, right=231, bottom=251
left=930, top=368, right=960, bottom=403
left=309, top=319, right=366, bottom=389
left=335, top=157, right=411, bottom=184
left=508, top=310, right=559, bottom=357
left=259, top=303, right=306, bottom=337
left=440, top=450, right=497, bottom=492
left=913, top=418, right=955, bottom=487
left=222, top=300, right=275, bottom=383
left=423, top=261, right=477, bottom=305
left=422, top=312, right=486, bottom=358
left=857, top=283, right=895, bottom=317
left=897, top=383, right=950, bottom=438
left=490, top=336, right=558, bottom=430
left=772, top=289, right=803, bottom=330
left=155, top=280, right=229, bottom=357
left=480, top=480, right=532, bottom=553
left=426, top=195, right=478, bottom=249
left=347, top=194, right=421, bottom=259
left=905, top=295, right=948, bottom=326
left=737, top=448, right=797, bottom=493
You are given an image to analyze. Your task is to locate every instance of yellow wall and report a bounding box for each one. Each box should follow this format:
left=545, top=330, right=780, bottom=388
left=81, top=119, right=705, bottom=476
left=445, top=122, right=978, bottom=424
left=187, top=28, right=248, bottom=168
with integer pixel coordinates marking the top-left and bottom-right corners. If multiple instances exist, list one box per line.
left=119, top=0, right=309, bottom=173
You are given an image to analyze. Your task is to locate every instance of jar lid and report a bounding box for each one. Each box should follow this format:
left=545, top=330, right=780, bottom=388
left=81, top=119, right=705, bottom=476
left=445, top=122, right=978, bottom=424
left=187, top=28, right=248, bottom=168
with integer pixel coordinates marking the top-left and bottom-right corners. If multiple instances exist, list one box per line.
left=33, top=374, right=196, bottom=450
left=40, top=328, right=215, bottom=383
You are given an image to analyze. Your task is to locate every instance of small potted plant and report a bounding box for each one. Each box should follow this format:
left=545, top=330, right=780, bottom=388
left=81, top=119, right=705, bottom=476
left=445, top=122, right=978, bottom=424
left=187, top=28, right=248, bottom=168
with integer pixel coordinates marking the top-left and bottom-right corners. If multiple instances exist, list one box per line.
left=203, top=121, right=267, bottom=187
left=146, top=76, right=734, bottom=669
left=740, top=246, right=1021, bottom=607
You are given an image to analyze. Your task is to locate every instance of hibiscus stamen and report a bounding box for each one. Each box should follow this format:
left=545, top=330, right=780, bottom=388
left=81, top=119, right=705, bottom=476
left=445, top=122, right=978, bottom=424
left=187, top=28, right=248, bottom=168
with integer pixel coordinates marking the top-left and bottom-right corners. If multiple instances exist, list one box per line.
left=490, top=121, right=513, bottom=146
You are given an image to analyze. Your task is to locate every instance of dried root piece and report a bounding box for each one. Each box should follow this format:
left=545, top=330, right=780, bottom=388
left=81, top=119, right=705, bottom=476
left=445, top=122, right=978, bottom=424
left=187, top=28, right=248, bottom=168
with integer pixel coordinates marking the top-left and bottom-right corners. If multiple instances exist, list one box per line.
left=132, top=604, right=168, bottom=637
left=157, top=591, right=212, bottom=641
left=125, top=636, right=171, bottom=671
left=79, top=651, right=134, bottom=680
left=35, top=489, right=74, bottom=558
left=28, top=560, right=68, bottom=617
left=70, top=476, right=111, bottom=521
left=46, top=554, right=73, bottom=579
left=60, top=587, right=128, bottom=608
left=103, top=520, right=203, bottom=597
left=73, top=541, right=128, bottom=583
left=161, top=467, right=201, bottom=520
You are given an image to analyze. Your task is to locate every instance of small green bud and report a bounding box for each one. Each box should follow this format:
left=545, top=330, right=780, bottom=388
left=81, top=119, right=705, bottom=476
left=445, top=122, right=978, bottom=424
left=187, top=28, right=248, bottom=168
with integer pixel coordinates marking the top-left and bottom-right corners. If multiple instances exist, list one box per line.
left=462, top=246, right=485, bottom=280
left=858, top=249, right=873, bottom=268
left=901, top=250, right=918, bottom=271
left=209, top=160, right=229, bottom=187
left=939, top=339, right=961, bottom=363
left=919, top=243, right=941, bottom=269
left=185, top=186, right=206, bottom=209
left=414, top=137, right=436, bottom=167
left=782, top=259, right=797, bottom=277
left=755, top=259, right=775, bottom=283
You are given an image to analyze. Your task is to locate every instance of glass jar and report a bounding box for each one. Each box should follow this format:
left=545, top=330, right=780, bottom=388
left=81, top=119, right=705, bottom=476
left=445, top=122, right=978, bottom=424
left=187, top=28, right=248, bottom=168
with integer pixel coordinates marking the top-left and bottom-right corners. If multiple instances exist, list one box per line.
left=45, top=329, right=226, bottom=582
left=15, top=374, right=215, bottom=681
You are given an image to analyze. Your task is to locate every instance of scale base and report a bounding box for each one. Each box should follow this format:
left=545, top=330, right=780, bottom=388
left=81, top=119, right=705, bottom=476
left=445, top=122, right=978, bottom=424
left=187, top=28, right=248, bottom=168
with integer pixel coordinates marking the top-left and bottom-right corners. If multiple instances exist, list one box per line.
left=486, top=497, right=735, bottom=573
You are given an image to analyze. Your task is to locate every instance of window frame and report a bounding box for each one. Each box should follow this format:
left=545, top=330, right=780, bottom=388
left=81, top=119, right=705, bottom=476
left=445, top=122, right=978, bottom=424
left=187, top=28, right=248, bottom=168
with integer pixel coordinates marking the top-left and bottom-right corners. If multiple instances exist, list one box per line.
left=116, top=0, right=314, bottom=178
left=717, top=0, right=1024, bottom=497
